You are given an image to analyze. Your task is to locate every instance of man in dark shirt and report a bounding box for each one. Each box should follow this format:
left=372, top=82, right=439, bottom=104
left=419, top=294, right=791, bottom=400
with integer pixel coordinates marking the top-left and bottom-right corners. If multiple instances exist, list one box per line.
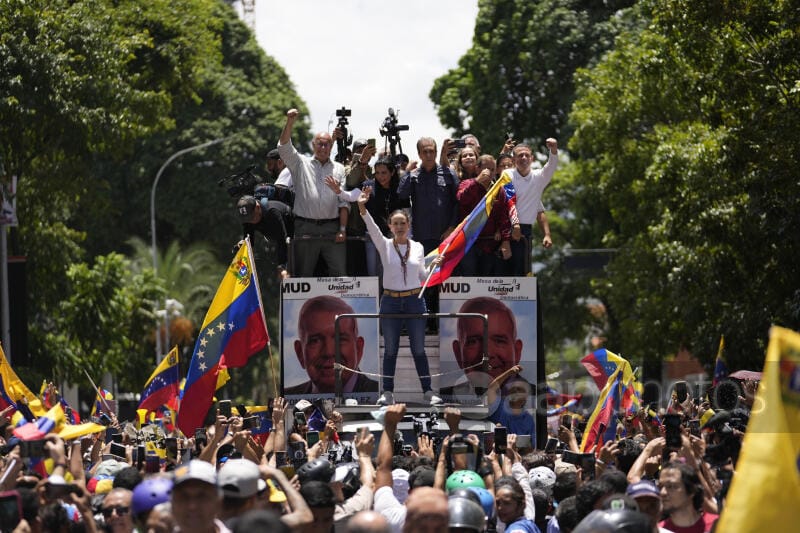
left=398, top=137, right=459, bottom=332
left=237, top=195, right=293, bottom=279
left=397, top=137, right=459, bottom=254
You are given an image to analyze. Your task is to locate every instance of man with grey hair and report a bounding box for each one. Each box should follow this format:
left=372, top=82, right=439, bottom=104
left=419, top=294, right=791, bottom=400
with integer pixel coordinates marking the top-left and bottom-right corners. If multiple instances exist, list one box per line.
left=278, top=108, right=349, bottom=277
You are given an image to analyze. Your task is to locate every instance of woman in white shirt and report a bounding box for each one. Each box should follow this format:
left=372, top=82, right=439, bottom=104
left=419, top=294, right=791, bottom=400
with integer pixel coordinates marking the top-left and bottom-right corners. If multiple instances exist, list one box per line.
left=356, top=188, right=443, bottom=406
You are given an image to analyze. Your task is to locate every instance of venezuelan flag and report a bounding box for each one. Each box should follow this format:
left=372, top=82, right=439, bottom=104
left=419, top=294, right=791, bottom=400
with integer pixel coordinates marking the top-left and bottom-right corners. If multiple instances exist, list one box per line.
left=716, top=327, right=800, bottom=530
left=176, top=238, right=269, bottom=436
left=14, top=404, right=66, bottom=441
left=0, top=345, right=38, bottom=415
left=424, top=173, right=511, bottom=286
left=90, top=387, right=114, bottom=417
left=581, top=349, right=634, bottom=390
left=139, top=347, right=180, bottom=413
left=580, top=366, right=623, bottom=453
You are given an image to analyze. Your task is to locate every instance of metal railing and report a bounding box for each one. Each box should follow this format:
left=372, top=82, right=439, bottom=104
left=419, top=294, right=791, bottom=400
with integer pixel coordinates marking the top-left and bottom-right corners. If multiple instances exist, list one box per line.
left=333, top=312, right=489, bottom=406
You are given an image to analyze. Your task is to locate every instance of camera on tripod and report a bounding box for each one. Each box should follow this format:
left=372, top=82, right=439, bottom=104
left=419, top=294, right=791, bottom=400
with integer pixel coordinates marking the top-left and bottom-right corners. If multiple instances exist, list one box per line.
left=218, top=165, right=258, bottom=197
left=334, top=107, right=353, bottom=164
left=379, top=108, right=409, bottom=159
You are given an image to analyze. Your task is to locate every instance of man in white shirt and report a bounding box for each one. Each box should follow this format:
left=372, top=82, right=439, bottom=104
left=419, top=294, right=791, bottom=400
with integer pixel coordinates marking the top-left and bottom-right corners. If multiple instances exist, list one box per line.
left=509, top=139, right=558, bottom=275
left=278, top=109, right=348, bottom=277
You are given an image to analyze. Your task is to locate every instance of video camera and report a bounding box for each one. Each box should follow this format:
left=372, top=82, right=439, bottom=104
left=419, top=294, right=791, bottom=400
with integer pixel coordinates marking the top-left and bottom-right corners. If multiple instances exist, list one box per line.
left=379, top=107, right=409, bottom=159
left=334, top=107, right=353, bottom=164
left=218, top=165, right=259, bottom=197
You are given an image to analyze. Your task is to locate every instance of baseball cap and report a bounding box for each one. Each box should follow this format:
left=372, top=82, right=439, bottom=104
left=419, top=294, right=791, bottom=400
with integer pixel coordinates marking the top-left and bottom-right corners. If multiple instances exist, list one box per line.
left=554, top=459, right=577, bottom=476
left=237, top=195, right=257, bottom=222
left=529, top=466, right=556, bottom=490
left=266, top=149, right=281, bottom=160
left=391, top=469, right=410, bottom=503
left=218, top=459, right=261, bottom=499
left=626, top=480, right=660, bottom=500
left=295, top=399, right=312, bottom=411
left=173, top=460, right=217, bottom=488
left=699, top=408, right=718, bottom=429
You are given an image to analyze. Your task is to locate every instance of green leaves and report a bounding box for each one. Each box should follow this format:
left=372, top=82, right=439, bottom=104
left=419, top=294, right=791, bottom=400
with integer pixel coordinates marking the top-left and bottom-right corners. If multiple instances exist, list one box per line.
left=567, top=0, right=800, bottom=369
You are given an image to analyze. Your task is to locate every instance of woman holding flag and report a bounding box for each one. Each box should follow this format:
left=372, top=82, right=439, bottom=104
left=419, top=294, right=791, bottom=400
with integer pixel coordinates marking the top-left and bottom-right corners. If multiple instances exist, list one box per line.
left=356, top=187, right=444, bottom=406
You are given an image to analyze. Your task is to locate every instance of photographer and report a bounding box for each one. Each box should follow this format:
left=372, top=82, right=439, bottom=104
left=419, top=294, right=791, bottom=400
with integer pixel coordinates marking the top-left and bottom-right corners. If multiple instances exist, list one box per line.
left=266, top=149, right=293, bottom=188
left=237, top=194, right=293, bottom=279
left=342, top=138, right=377, bottom=276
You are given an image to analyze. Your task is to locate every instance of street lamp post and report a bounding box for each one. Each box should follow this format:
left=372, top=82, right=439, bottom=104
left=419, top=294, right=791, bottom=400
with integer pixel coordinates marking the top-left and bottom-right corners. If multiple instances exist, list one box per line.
left=151, top=137, right=230, bottom=362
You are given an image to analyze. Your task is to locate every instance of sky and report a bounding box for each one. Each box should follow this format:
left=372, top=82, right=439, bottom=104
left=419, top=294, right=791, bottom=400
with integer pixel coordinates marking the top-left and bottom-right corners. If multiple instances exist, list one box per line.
left=250, top=0, right=479, bottom=156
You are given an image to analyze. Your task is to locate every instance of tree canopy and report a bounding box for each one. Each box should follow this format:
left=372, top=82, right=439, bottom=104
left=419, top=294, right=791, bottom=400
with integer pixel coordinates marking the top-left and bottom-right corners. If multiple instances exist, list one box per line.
left=1, top=0, right=309, bottom=389
left=433, top=0, right=800, bottom=372
left=429, top=0, right=635, bottom=153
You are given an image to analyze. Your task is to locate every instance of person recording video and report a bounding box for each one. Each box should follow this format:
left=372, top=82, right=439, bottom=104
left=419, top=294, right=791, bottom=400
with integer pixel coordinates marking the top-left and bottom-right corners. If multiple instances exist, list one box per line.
left=237, top=194, right=293, bottom=279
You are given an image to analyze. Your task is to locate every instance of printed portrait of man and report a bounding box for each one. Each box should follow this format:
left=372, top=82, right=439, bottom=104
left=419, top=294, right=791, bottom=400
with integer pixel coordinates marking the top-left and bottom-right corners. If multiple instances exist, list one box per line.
left=284, top=295, right=378, bottom=395
left=441, top=296, right=531, bottom=398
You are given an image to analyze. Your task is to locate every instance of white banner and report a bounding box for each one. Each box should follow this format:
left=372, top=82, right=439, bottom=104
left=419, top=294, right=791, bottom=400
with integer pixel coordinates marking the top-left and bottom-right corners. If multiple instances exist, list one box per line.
left=438, top=276, right=538, bottom=407
left=281, top=277, right=380, bottom=404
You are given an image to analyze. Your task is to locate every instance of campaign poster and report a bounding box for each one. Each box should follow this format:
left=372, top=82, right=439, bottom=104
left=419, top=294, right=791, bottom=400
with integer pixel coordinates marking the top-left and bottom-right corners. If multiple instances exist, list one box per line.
left=438, top=277, right=538, bottom=407
left=281, top=277, right=380, bottom=405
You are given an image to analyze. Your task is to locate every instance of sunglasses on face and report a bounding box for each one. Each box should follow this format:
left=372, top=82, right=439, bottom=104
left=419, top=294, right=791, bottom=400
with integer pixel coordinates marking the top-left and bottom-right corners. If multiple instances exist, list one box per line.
left=102, top=506, right=130, bottom=518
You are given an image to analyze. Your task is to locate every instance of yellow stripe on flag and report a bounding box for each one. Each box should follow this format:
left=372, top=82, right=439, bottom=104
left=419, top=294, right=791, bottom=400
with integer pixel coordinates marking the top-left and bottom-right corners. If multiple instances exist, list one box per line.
left=716, top=326, right=800, bottom=530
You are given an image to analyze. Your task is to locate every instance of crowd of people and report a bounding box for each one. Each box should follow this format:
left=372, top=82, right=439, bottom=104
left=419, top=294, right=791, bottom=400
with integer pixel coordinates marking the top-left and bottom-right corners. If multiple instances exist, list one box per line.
left=236, top=109, right=557, bottom=281
left=0, top=377, right=755, bottom=532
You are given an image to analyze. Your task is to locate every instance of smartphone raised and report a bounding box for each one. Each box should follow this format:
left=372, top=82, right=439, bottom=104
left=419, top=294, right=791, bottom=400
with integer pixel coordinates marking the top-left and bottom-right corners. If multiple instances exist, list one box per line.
left=137, top=445, right=145, bottom=470
left=306, top=431, right=320, bottom=448
left=242, top=416, right=259, bottom=430
left=561, top=450, right=581, bottom=465
left=561, top=414, right=572, bottom=429
left=109, top=442, right=127, bottom=459
left=689, top=419, right=701, bottom=438
left=218, top=400, right=232, bottom=418
left=294, top=411, right=307, bottom=428
left=664, top=413, right=683, bottom=449
left=494, top=426, right=508, bottom=453
left=452, top=139, right=467, bottom=149
left=194, top=428, right=208, bottom=449
left=0, top=490, right=22, bottom=532
left=367, top=138, right=376, bottom=148
left=516, top=434, right=533, bottom=450
left=145, top=454, right=160, bottom=474
left=544, top=437, right=559, bottom=453
left=110, top=432, right=123, bottom=444
left=674, top=381, right=689, bottom=403
left=289, top=440, right=307, bottom=466
left=18, top=440, right=46, bottom=459
left=274, top=450, right=288, bottom=467
left=165, top=437, right=178, bottom=462
left=580, top=454, right=596, bottom=480
left=482, top=431, right=495, bottom=453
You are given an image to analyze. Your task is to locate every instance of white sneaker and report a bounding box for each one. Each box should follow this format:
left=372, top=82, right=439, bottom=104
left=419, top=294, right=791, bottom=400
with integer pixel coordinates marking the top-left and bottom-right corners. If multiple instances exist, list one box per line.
left=424, top=390, right=443, bottom=406
left=377, top=391, right=394, bottom=406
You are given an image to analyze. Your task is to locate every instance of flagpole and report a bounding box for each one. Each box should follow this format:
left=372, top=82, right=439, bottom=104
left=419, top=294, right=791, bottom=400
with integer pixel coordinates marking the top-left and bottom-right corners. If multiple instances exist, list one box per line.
left=243, top=236, right=277, bottom=397
left=82, top=369, right=113, bottom=414
left=418, top=241, right=451, bottom=300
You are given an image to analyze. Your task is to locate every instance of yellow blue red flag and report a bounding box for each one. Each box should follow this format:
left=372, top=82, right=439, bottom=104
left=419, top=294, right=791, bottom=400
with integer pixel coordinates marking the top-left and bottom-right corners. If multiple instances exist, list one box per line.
left=176, top=238, right=269, bottom=436
left=139, top=347, right=180, bottom=413
left=424, top=173, right=511, bottom=286
left=716, top=326, right=800, bottom=530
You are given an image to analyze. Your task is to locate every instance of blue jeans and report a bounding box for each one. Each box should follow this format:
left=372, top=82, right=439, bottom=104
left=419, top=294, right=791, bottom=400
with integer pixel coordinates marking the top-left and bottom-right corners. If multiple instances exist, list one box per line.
left=380, top=294, right=431, bottom=392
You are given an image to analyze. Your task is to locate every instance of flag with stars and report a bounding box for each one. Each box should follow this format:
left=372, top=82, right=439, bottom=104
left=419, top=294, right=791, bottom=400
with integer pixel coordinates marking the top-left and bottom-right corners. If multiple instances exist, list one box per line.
left=176, top=238, right=269, bottom=436
left=139, top=346, right=180, bottom=414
